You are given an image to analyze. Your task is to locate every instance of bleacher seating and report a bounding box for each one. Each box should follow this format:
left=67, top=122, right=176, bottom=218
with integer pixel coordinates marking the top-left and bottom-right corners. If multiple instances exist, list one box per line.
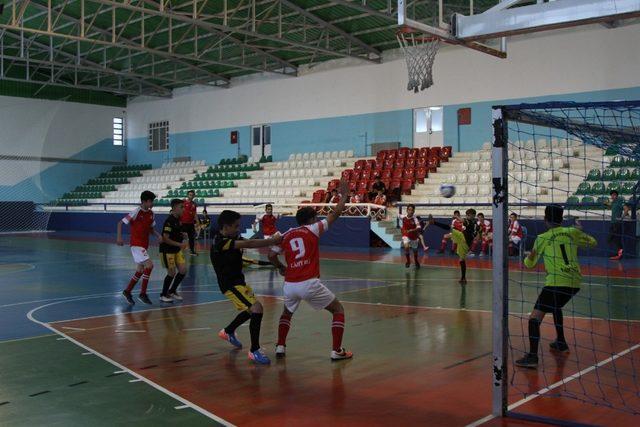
left=570, top=154, right=639, bottom=208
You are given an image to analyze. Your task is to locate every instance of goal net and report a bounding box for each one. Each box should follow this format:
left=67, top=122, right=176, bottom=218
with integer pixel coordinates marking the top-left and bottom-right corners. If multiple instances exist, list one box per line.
left=491, top=101, right=640, bottom=424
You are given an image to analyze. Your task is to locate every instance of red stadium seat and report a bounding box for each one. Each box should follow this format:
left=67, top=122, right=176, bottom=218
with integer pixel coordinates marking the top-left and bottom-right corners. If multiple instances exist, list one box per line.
left=348, top=181, right=357, bottom=192
left=403, top=168, right=415, bottom=179
left=416, top=167, right=428, bottom=183
left=383, top=159, right=394, bottom=170
left=427, top=157, right=440, bottom=173
left=394, top=159, right=405, bottom=170
left=381, top=178, right=391, bottom=190
left=354, top=160, right=366, bottom=170
left=398, top=147, right=409, bottom=156
left=419, top=147, right=429, bottom=158
left=385, top=150, right=397, bottom=161
left=374, top=160, right=384, bottom=170
left=441, top=146, right=452, bottom=161
left=351, top=170, right=362, bottom=181
left=430, top=147, right=442, bottom=158
left=357, top=189, right=368, bottom=202
left=389, top=179, right=401, bottom=192
left=392, top=169, right=403, bottom=179
left=416, top=158, right=427, bottom=168
left=312, top=190, right=326, bottom=203
left=369, top=169, right=381, bottom=180
left=408, top=148, right=419, bottom=159
left=382, top=169, right=392, bottom=179
left=376, top=150, right=387, bottom=161
left=341, top=169, right=352, bottom=180
left=401, top=179, right=413, bottom=195
left=406, top=158, right=416, bottom=168
left=366, top=159, right=376, bottom=169
left=357, top=180, right=370, bottom=192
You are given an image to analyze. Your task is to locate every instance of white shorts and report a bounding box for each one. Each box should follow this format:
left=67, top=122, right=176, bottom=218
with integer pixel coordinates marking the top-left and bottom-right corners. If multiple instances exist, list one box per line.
left=283, top=278, right=336, bottom=313
left=402, top=236, right=419, bottom=249
left=131, top=246, right=150, bottom=264
left=510, top=236, right=522, bottom=245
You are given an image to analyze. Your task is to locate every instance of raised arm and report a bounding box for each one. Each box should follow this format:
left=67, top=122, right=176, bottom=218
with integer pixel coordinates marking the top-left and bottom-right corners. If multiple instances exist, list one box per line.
left=524, top=238, right=543, bottom=268
left=571, top=228, right=597, bottom=248
left=235, top=233, right=282, bottom=249
left=327, top=180, right=349, bottom=225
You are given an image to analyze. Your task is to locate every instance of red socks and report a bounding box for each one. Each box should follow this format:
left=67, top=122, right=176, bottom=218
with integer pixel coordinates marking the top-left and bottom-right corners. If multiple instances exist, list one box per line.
left=481, top=241, right=489, bottom=254
left=277, top=312, right=292, bottom=346
left=125, top=271, right=143, bottom=292
left=439, top=239, right=447, bottom=251
left=140, top=267, right=152, bottom=294
left=332, top=313, right=345, bottom=351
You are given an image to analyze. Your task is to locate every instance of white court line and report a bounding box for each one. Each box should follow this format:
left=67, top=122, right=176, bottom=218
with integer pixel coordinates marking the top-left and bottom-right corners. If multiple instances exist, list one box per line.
left=56, top=337, right=67, bottom=341
left=175, top=405, right=190, bottom=410
left=129, top=379, right=143, bottom=383
left=81, top=352, right=92, bottom=355
left=115, top=330, right=146, bottom=333
left=27, top=298, right=235, bottom=427
left=0, top=334, right=55, bottom=344
left=465, top=343, right=640, bottom=427
left=113, top=370, right=126, bottom=374
left=61, top=326, right=86, bottom=331
left=181, top=327, right=211, bottom=332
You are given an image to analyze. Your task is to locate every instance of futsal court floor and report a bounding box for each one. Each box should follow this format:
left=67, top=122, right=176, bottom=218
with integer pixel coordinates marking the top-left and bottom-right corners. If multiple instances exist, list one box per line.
left=1, top=232, right=639, bottom=426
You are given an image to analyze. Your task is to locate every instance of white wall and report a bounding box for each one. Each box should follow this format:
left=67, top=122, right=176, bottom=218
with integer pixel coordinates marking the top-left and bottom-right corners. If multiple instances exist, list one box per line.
left=0, top=96, right=123, bottom=186
left=128, top=24, right=640, bottom=139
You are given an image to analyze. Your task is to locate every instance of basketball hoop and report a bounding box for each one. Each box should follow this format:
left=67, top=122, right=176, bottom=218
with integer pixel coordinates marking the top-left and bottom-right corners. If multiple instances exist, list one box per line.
left=396, top=28, right=441, bottom=93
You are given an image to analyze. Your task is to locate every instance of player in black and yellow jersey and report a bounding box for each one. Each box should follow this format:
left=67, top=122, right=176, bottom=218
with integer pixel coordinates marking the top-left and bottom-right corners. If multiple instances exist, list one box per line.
left=160, top=199, right=189, bottom=303
left=210, top=210, right=282, bottom=365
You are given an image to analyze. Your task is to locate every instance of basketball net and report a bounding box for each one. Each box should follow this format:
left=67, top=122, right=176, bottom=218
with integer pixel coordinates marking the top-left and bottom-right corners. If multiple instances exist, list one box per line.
left=396, top=29, right=440, bottom=93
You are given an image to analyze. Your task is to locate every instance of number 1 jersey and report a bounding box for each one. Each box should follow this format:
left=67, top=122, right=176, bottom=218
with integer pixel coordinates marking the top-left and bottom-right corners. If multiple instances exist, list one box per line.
left=271, top=219, right=328, bottom=283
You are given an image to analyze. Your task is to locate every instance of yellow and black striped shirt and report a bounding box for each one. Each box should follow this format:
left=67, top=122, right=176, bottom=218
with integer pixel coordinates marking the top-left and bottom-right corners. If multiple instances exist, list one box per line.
left=210, top=233, right=245, bottom=292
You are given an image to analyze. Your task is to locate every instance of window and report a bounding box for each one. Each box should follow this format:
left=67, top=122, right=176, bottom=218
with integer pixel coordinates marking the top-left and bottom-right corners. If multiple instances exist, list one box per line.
left=414, top=106, right=443, bottom=134
left=263, top=125, right=271, bottom=146
left=148, top=121, right=169, bottom=152
left=113, top=117, right=124, bottom=146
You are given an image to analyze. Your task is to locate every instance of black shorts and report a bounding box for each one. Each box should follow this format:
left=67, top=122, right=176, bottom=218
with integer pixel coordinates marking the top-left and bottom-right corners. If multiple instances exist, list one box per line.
left=534, top=286, right=580, bottom=313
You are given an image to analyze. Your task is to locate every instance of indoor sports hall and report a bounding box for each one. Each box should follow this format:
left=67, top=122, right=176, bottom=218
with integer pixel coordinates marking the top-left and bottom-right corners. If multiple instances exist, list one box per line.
left=1, top=1, right=639, bottom=426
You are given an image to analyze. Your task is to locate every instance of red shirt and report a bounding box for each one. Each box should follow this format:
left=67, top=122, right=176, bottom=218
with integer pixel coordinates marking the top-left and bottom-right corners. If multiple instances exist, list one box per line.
left=349, top=195, right=361, bottom=203
left=256, top=213, right=278, bottom=236
left=452, top=217, right=464, bottom=231
left=479, top=219, right=492, bottom=234
left=400, top=214, right=421, bottom=240
left=122, top=207, right=155, bottom=249
left=330, top=194, right=341, bottom=203
left=508, top=220, right=523, bottom=238
left=180, top=199, right=197, bottom=224
left=272, top=219, right=328, bottom=283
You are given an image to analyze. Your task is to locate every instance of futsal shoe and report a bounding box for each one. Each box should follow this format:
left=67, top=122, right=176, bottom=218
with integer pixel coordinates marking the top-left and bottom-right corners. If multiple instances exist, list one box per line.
left=415, top=262, right=421, bottom=269
left=138, top=293, right=153, bottom=305
left=515, top=353, right=538, bottom=368
left=331, top=348, right=353, bottom=361
left=405, top=261, right=410, bottom=268
left=159, top=295, right=174, bottom=303
left=248, top=349, right=271, bottom=365
left=275, top=345, right=286, bottom=359
left=122, top=290, right=135, bottom=306
left=218, top=329, right=243, bottom=349
left=169, top=292, right=183, bottom=301
left=549, top=341, right=570, bottom=353
left=458, top=278, right=467, bottom=285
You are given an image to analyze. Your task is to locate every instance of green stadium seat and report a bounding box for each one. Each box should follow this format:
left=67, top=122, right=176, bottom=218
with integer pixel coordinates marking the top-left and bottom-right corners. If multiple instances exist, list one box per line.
left=581, top=196, right=595, bottom=207
left=591, top=182, right=606, bottom=194
left=611, top=155, right=625, bottom=167
left=622, top=182, right=636, bottom=195
left=628, top=158, right=640, bottom=167
left=607, top=182, right=621, bottom=194
left=566, top=196, right=580, bottom=207
left=617, top=168, right=631, bottom=181
left=596, top=196, right=610, bottom=206
left=603, top=169, right=616, bottom=181
left=576, top=182, right=590, bottom=195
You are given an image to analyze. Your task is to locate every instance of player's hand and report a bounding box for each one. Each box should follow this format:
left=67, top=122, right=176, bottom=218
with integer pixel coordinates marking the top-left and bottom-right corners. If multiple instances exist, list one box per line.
left=278, top=265, right=286, bottom=276
left=116, top=238, right=124, bottom=246
left=181, top=242, right=189, bottom=250
left=270, top=232, right=283, bottom=244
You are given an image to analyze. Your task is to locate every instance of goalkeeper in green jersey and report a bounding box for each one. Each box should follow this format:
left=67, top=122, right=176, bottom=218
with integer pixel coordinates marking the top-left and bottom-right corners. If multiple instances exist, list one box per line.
left=515, top=205, right=597, bottom=368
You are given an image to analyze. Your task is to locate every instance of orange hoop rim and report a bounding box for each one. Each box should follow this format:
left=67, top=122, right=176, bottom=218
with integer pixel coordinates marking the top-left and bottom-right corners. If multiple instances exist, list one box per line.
left=396, top=27, right=439, bottom=43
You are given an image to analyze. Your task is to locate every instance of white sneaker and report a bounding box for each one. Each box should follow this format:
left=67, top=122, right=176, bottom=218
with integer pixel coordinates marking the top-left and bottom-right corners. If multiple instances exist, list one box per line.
left=467, top=253, right=476, bottom=258
left=331, top=348, right=353, bottom=361
left=160, top=295, right=173, bottom=303
left=169, top=292, right=183, bottom=301
left=275, top=345, right=286, bottom=359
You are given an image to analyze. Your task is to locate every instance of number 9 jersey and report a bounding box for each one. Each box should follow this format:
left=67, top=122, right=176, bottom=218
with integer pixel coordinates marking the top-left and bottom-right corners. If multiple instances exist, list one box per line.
left=270, top=219, right=328, bottom=283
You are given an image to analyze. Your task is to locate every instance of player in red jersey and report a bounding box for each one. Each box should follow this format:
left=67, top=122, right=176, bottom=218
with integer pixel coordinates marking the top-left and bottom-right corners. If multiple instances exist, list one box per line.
left=268, top=180, right=353, bottom=361
left=372, top=189, right=387, bottom=220
left=477, top=213, right=493, bottom=256
left=508, top=212, right=524, bottom=255
left=253, top=203, right=288, bottom=238
left=117, top=190, right=161, bottom=305
left=437, top=210, right=462, bottom=254
left=399, top=204, right=422, bottom=269
left=347, top=189, right=361, bottom=216
left=181, top=190, right=201, bottom=256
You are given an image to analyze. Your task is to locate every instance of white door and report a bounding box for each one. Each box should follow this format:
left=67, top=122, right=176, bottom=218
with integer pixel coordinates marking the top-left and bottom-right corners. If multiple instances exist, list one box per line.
left=413, top=107, right=443, bottom=148
left=251, top=124, right=271, bottom=160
